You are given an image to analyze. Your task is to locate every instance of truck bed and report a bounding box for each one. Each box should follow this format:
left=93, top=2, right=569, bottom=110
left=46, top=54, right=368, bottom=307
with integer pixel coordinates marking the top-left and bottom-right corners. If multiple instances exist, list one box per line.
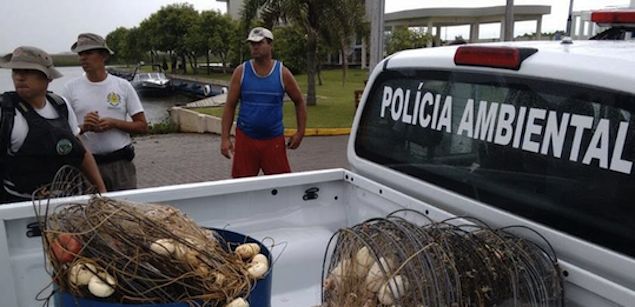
left=0, top=169, right=633, bottom=306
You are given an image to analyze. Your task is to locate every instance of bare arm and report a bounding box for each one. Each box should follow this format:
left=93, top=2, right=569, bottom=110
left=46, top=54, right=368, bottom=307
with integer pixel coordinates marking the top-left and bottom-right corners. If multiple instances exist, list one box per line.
left=97, top=112, right=149, bottom=134
left=282, top=67, right=307, bottom=149
left=78, top=139, right=106, bottom=193
left=220, top=65, right=244, bottom=159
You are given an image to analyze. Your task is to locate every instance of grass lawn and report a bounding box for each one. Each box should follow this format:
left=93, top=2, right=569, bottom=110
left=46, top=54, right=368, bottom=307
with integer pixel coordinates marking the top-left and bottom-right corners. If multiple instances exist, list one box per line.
left=195, top=68, right=368, bottom=129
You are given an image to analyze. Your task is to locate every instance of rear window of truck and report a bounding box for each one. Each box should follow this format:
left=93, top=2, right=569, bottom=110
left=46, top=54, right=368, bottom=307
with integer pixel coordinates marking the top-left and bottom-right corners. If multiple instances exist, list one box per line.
left=355, top=69, right=635, bottom=257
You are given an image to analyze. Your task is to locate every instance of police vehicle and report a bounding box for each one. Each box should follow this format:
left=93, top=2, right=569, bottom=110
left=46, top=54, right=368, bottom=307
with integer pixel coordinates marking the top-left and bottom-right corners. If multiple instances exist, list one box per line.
left=353, top=39, right=635, bottom=306
left=0, top=40, right=633, bottom=306
left=590, top=9, right=635, bottom=40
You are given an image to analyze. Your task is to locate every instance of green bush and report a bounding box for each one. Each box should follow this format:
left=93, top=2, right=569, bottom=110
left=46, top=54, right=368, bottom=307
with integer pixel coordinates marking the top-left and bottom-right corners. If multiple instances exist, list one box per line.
left=147, top=120, right=179, bottom=134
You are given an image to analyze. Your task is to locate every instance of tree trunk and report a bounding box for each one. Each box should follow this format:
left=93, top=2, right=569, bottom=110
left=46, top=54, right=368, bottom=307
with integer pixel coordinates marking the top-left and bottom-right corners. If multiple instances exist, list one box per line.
left=340, top=39, right=348, bottom=86
left=189, top=54, right=198, bottom=74
left=221, top=53, right=227, bottom=74
left=180, top=54, right=187, bottom=74
left=306, top=33, right=318, bottom=106
left=206, top=51, right=211, bottom=75
left=170, top=51, right=177, bottom=74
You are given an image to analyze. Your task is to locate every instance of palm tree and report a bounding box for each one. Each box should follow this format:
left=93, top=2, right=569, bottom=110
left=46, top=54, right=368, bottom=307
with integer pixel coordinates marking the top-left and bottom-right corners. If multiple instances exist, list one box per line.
left=322, top=0, right=368, bottom=85
left=259, top=0, right=326, bottom=106
left=243, top=0, right=329, bottom=106
left=242, top=0, right=368, bottom=105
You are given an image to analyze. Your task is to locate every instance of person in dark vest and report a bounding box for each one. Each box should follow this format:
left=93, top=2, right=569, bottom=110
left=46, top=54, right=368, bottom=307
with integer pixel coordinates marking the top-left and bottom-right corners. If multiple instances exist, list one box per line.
left=0, top=46, right=106, bottom=203
left=220, top=27, right=307, bottom=178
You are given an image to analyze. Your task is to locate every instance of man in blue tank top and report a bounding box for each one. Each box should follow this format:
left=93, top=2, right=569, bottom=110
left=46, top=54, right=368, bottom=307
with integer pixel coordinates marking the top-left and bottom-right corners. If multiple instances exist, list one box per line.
left=221, top=27, right=307, bottom=178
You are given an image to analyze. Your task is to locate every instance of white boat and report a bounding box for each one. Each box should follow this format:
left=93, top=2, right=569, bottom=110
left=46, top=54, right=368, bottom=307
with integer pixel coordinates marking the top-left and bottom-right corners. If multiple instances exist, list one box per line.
left=130, top=71, right=172, bottom=96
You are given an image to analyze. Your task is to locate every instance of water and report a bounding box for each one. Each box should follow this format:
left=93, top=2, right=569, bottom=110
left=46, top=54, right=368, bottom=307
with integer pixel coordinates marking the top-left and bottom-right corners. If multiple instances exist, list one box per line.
left=0, top=66, right=195, bottom=124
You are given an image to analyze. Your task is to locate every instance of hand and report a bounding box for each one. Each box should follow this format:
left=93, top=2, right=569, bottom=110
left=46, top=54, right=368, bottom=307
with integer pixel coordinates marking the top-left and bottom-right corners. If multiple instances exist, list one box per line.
left=98, top=117, right=117, bottom=131
left=83, top=111, right=100, bottom=132
left=221, top=137, right=234, bottom=159
left=286, top=132, right=304, bottom=149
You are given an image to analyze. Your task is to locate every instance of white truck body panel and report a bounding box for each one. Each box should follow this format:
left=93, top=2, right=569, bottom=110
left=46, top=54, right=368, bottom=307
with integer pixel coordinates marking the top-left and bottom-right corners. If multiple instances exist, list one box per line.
left=0, top=169, right=469, bottom=307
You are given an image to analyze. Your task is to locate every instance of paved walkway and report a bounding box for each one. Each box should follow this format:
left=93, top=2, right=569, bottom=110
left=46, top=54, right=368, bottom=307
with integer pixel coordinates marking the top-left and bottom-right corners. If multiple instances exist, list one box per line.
left=133, top=133, right=350, bottom=188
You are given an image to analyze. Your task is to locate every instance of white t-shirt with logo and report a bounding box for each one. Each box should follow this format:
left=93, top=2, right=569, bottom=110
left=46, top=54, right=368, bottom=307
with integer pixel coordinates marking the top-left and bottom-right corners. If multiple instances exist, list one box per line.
left=62, top=74, right=144, bottom=154
left=0, top=97, right=80, bottom=154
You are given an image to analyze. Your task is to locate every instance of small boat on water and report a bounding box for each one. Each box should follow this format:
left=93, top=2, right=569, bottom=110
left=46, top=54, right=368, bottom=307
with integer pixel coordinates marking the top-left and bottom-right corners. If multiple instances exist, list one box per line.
left=170, top=79, right=227, bottom=98
left=130, top=71, right=172, bottom=96
left=107, top=64, right=226, bottom=98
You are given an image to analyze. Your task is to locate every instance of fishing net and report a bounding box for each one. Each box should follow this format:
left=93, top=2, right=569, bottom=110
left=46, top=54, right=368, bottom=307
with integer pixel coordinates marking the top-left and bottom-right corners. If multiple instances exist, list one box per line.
left=321, top=209, right=564, bottom=307
left=33, top=166, right=264, bottom=306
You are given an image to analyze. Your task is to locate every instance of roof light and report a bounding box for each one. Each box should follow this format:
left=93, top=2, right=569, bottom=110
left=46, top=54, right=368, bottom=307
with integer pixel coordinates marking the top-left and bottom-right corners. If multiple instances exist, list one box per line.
left=591, top=10, right=635, bottom=26
left=453, top=46, right=538, bottom=70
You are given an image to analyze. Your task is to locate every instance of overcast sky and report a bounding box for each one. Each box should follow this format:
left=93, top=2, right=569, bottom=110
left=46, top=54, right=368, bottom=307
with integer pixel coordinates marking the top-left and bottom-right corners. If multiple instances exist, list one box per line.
left=0, top=0, right=631, bottom=54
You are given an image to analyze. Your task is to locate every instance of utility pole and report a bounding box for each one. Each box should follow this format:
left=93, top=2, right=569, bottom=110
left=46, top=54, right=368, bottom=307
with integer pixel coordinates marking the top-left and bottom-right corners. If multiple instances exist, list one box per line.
left=504, top=0, right=514, bottom=41
left=566, top=0, right=575, bottom=36
left=368, top=0, right=385, bottom=73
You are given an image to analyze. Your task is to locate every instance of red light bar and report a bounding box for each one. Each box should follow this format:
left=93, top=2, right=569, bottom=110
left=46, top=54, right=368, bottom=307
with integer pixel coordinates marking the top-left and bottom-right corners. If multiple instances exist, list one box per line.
left=591, top=10, right=635, bottom=25
left=454, top=46, right=537, bottom=70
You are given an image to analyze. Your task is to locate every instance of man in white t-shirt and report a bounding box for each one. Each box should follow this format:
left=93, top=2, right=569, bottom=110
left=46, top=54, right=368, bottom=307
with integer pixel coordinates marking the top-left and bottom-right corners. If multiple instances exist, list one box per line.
left=62, top=33, right=148, bottom=191
left=0, top=46, right=106, bottom=203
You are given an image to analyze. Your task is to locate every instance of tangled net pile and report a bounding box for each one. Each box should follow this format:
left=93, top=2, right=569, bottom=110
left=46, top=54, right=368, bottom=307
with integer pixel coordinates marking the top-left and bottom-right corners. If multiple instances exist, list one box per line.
left=33, top=168, right=258, bottom=306
left=40, top=197, right=252, bottom=305
left=321, top=209, right=564, bottom=307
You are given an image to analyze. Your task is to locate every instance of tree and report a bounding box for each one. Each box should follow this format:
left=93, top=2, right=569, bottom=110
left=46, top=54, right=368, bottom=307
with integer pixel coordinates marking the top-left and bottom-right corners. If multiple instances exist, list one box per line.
left=322, top=0, right=368, bottom=85
left=514, top=30, right=565, bottom=41
left=142, top=4, right=199, bottom=74
left=185, top=13, right=207, bottom=74
left=107, top=27, right=147, bottom=65
left=106, top=27, right=130, bottom=64
left=243, top=0, right=331, bottom=106
left=242, top=0, right=368, bottom=104
left=239, top=0, right=268, bottom=63
left=271, top=25, right=307, bottom=74
left=139, top=15, right=161, bottom=66
left=386, top=27, right=431, bottom=55
left=125, top=27, right=147, bottom=64
left=202, top=10, right=239, bottom=74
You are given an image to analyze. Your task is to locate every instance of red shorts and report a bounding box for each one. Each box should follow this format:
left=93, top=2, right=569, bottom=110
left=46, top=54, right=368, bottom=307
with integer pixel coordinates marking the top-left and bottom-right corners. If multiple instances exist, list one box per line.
left=232, top=128, right=291, bottom=178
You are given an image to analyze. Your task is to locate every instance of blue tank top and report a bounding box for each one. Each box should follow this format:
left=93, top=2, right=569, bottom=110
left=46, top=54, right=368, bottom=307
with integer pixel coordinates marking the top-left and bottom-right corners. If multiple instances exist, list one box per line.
left=238, top=60, right=285, bottom=139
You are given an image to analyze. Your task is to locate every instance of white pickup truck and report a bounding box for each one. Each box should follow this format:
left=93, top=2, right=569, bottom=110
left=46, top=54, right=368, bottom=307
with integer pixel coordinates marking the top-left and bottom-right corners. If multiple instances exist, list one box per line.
left=1, top=39, right=634, bottom=307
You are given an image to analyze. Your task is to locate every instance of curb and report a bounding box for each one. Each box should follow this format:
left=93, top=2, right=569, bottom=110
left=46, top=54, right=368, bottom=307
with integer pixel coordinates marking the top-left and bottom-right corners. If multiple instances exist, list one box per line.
left=170, top=107, right=350, bottom=136
left=284, top=128, right=350, bottom=136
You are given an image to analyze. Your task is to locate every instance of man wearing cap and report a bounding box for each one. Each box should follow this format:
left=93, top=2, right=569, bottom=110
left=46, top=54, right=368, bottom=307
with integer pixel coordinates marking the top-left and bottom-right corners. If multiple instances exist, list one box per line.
left=221, top=27, right=307, bottom=178
left=0, top=46, right=106, bottom=203
left=62, top=33, right=148, bottom=191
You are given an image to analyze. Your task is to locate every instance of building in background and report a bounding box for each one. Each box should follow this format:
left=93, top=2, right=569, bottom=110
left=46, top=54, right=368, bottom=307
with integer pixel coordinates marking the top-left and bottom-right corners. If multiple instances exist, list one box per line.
left=216, top=1, right=553, bottom=69
left=384, top=5, right=550, bottom=46
left=216, top=0, right=243, bottom=20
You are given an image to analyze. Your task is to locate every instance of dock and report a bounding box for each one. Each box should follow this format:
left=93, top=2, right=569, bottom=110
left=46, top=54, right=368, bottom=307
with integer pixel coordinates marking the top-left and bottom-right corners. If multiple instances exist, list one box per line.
left=185, top=94, right=227, bottom=108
